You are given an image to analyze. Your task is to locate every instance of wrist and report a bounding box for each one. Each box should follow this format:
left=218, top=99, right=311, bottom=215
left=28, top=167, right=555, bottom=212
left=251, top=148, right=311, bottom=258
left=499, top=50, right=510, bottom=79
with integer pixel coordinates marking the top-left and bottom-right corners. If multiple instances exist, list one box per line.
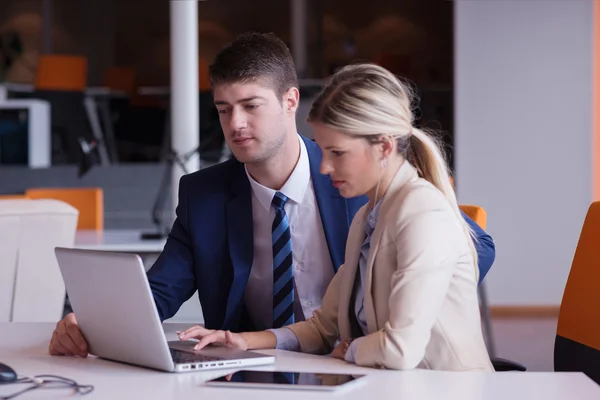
left=341, top=338, right=354, bottom=355
left=240, top=331, right=277, bottom=350
left=343, top=338, right=360, bottom=363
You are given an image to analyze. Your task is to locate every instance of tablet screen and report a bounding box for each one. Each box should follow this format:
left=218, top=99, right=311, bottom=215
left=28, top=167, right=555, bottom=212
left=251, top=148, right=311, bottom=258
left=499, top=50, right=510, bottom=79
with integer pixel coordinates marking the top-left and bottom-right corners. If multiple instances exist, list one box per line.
left=205, top=370, right=366, bottom=391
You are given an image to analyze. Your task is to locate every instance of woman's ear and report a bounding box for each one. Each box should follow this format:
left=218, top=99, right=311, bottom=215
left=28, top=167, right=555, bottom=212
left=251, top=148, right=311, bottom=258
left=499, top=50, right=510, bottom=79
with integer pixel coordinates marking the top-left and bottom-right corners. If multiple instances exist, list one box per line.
left=380, top=137, right=394, bottom=160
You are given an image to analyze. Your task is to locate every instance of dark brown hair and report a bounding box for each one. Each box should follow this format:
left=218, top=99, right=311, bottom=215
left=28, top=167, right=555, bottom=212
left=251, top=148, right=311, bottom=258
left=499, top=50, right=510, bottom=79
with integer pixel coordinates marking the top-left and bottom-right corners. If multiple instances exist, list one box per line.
left=209, top=32, right=298, bottom=99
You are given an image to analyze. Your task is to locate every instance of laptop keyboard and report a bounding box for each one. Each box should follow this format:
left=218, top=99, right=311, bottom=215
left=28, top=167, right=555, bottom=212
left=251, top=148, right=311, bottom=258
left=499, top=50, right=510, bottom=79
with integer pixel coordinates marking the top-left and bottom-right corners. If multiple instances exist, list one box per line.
left=170, top=349, right=223, bottom=364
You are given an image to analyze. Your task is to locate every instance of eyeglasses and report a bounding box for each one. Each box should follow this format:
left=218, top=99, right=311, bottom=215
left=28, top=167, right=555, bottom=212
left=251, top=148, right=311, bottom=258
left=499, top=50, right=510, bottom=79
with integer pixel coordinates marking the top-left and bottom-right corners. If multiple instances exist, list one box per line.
left=0, top=374, right=94, bottom=400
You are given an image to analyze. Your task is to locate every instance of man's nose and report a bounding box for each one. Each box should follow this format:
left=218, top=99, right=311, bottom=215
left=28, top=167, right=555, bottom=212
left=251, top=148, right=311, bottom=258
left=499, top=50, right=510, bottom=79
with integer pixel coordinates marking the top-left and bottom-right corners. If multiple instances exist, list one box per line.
left=229, top=108, right=248, bottom=131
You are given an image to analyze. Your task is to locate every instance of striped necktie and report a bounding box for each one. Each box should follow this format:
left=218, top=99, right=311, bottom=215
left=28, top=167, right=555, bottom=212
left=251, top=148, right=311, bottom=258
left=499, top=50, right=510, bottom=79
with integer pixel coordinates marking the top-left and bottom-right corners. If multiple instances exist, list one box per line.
left=271, top=192, right=295, bottom=328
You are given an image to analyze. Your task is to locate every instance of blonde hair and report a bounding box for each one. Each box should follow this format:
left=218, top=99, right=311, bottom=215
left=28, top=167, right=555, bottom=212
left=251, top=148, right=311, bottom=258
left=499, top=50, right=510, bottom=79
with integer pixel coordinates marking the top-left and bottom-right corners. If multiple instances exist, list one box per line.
left=308, top=63, right=478, bottom=277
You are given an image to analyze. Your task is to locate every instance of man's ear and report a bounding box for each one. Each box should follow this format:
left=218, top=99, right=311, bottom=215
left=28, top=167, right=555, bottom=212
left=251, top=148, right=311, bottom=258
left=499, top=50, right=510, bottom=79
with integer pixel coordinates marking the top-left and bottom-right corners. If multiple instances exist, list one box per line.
left=282, top=87, right=300, bottom=115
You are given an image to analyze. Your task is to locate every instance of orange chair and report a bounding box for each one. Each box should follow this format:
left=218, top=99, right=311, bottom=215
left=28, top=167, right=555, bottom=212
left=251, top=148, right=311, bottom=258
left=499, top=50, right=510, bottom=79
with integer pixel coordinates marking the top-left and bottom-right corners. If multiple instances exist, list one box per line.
left=459, top=204, right=526, bottom=371
left=35, top=55, right=88, bottom=91
left=554, top=202, right=600, bottom=384
left=32, top=55, right=92, bottom=164
left=0, top=195, right=27, bottom=200
left=459, top=205, right=487, bottom=229
left=24, top=188, right=103, bottom=230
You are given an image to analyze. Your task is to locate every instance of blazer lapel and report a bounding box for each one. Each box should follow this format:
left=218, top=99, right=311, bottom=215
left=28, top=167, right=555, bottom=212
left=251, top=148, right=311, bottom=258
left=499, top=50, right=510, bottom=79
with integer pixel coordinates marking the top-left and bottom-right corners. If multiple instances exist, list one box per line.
left=363, top=161, right=418, bottom=332
left=337, top=208, right=367, bottom=339
left=223, top=163, right=254, bottom=330
left=304, top=137, right=349, bottom=271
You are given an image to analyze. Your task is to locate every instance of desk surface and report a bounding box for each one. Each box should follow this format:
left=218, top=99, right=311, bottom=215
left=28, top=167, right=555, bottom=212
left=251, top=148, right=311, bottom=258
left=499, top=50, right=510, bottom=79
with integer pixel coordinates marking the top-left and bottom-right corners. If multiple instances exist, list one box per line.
left=0, top=322, right=598, bottom=399
left=74, top=229, right=166, bottom=253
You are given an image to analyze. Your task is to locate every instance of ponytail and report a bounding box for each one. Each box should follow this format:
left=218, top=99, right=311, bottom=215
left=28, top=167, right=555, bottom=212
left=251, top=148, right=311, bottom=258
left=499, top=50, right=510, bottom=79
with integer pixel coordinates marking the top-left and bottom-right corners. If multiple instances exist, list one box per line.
left=306, top=62, right=480, bottom=280
left=408, top=128, right=479, bottom=280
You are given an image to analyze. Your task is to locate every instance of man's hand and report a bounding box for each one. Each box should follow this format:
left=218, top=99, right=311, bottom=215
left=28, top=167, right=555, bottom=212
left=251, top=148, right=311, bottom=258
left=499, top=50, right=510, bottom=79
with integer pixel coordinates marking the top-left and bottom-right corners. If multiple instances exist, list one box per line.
left=177, top=326, right=248, bottom=351
left=49, top=313, right=89, bottom=358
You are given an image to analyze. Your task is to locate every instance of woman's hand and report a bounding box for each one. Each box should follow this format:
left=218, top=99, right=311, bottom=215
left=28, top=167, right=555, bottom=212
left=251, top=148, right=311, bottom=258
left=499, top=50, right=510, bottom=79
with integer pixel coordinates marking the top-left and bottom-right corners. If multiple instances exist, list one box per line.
left=330, top=338, right=353, bottom=360
left=177, top=326, right=248, bottom=351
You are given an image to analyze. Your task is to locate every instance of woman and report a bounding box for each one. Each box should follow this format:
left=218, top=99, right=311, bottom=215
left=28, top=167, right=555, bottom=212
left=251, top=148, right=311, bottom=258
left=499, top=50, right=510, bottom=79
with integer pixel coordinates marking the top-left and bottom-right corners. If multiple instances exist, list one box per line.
left=179, top=63, right=494, bottom=371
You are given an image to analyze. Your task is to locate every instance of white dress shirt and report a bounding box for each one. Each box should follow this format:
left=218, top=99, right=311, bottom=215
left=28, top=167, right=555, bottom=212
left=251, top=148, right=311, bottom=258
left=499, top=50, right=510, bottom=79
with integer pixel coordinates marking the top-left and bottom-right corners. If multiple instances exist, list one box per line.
left=270, top=200, right=382, bottom=357
left=243, top=136, right=335, bottom=330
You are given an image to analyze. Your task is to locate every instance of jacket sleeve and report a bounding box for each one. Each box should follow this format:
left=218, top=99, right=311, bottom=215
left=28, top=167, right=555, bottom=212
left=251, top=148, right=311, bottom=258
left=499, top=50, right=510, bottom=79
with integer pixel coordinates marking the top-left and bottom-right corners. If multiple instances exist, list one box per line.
left=146, top=175, right=197, bottom=321
left=351, top=208, right=465, bottom=370
left=460, top=210, right=496, bottom=284
left=285, top=265, right=345, bottom=354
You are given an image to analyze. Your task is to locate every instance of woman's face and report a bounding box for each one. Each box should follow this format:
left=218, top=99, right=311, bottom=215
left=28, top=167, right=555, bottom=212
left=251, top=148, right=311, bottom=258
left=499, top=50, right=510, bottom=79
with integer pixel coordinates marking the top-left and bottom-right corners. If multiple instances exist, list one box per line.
left=312, top=122, right=383, bottom=199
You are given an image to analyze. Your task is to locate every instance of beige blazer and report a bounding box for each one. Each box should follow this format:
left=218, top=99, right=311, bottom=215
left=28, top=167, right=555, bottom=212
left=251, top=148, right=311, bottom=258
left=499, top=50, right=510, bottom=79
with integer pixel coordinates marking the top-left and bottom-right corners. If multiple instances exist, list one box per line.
left=288, top=161, right=494, bottom=371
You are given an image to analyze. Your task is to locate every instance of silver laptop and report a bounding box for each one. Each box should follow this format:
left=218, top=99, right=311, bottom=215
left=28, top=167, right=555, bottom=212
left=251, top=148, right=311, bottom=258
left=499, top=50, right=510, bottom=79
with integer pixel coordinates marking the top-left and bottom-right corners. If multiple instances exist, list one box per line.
left=54, top=247, right=275, bottom=373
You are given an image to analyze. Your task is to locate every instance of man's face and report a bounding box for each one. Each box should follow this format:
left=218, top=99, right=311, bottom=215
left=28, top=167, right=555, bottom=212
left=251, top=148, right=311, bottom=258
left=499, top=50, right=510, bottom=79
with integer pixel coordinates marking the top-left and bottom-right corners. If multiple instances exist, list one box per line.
left=213, top=80, right=288, bottom=164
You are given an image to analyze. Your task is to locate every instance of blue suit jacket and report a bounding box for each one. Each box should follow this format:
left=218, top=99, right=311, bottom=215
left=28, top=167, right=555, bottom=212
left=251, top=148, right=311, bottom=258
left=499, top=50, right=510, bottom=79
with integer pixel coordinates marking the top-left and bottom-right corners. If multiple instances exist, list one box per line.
left=147, top=136, right=495, bottom=331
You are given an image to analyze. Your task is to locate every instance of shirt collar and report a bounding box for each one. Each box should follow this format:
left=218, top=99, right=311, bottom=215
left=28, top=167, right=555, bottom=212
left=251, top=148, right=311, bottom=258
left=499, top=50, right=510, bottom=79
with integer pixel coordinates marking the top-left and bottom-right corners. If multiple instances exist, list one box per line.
left=365, top=199, right=383, bottom=237
left=245, top=135, right=311, bottom=212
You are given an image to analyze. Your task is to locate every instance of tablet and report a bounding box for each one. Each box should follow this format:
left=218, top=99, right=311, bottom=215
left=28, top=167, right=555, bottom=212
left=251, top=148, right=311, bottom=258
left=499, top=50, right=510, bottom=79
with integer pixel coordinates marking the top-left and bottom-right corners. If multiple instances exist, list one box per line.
left=204, top=370, right=367, bottom=391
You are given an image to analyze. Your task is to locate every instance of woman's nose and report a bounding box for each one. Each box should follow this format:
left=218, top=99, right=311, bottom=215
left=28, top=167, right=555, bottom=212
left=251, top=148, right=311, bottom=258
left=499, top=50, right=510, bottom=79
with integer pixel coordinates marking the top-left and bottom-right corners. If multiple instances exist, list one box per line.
left=320, top=160, right=333, bottom=175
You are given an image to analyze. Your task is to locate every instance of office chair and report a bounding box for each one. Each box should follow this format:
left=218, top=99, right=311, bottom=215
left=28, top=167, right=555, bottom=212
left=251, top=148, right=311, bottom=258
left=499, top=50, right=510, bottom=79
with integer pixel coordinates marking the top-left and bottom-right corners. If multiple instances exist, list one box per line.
left=25, top=187, right=104, bottom=231
left=11, top=55, right=98, bottom=165
left=458, top=205, right=495, bottom=350
left=459, top=204, right=526, bottom=372
left=554, top=201, right=600, bottom=384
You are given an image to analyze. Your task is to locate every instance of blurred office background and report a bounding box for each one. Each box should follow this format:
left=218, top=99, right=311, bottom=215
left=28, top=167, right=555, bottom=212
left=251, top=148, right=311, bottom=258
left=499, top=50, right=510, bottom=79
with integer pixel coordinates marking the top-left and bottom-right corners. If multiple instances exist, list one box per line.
left=0, top=0, right=454, bottom=224
left=2, top=0, right=600, bottom=375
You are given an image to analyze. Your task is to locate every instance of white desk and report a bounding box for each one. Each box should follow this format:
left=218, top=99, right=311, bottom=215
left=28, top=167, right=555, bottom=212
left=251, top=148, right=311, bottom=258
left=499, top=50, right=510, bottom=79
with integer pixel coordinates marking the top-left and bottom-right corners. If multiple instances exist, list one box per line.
left=0, top=322, right=598, bottom=400
left=74, top=229, right=166, bottom=253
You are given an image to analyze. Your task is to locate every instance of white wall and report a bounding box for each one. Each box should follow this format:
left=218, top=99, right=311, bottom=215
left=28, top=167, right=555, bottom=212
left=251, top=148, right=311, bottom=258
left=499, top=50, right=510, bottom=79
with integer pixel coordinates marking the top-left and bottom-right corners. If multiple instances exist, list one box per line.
left=455, top=1, right=594, bottom=306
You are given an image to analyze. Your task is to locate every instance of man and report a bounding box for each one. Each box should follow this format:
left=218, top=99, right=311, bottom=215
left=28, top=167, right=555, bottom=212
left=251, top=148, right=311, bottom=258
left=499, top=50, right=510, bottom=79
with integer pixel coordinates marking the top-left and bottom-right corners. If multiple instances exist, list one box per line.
left=49, top=32, right=495, bottom=358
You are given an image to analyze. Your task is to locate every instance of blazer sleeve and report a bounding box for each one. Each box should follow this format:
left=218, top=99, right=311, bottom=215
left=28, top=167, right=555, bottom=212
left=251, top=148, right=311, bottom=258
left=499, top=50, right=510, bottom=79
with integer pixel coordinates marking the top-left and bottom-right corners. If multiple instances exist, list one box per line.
left=352, top=207, right=465, bottom=370
left=460, top=210, right=496, bottom=284
left=285, top=265, right=345, bottom=354
left=146, top=175, right=197, bottom=321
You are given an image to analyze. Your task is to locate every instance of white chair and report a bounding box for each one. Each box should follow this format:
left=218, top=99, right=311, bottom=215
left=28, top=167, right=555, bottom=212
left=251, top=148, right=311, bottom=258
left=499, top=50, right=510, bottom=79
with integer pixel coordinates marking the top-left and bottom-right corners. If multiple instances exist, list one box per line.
left=0, top=199, right=78, bottom=322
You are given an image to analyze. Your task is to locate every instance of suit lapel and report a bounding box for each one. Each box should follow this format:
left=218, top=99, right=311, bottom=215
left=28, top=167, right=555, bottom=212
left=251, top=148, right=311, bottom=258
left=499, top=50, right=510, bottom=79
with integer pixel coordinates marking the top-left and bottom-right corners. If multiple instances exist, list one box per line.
left=363, top=224, right=382, bottom=333
left=304, top=137, right=349, bottom=271
left=337, top=208, right=367, bottom=339
left=223, top=163, right=254, bottom=330
left=363, top=161, right=419, bottom=332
